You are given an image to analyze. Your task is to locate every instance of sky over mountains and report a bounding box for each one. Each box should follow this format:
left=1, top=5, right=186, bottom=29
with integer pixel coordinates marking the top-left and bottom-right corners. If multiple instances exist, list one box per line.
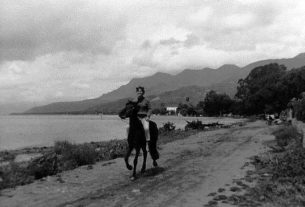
left=1, top=0, right=305, bottom=113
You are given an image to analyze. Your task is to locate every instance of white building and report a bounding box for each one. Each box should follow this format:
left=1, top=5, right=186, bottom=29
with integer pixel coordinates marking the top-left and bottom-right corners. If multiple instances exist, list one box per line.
left=166, top=106, right=178, bottom=114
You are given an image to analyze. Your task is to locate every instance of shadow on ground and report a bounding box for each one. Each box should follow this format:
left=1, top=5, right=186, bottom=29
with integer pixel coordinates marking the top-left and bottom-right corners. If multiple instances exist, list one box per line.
left=143, top=167, right=165, bottom=177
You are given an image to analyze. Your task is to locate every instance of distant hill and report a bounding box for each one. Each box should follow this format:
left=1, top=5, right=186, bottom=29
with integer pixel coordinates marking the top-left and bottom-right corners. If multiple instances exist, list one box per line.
left=23, top=53, right=305, bottom=114
left=86, top=85, right=209, bottom=114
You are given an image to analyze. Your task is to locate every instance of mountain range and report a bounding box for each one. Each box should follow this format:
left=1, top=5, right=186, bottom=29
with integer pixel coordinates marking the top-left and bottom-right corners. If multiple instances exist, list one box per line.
left=23, top=53, right=305, bottom=114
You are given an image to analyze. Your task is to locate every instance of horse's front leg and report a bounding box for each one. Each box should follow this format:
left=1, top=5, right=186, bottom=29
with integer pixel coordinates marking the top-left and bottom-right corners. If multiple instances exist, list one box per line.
left=141, top=145, right=147, bottom=174
left=124, top=147, right=133, bottom=170
left=131, top=148, right=140, bottom=180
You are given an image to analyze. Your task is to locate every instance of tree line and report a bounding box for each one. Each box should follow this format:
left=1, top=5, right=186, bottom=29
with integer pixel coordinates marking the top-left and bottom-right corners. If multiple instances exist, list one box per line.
left=153, top=63, right=305, bottom=118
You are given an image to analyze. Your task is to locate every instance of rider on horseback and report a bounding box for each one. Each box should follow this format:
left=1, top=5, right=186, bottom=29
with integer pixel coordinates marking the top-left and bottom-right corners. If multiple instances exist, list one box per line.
left=119, top=87, right=159, bottom=175
left=131, top=86, right=152, bottom=142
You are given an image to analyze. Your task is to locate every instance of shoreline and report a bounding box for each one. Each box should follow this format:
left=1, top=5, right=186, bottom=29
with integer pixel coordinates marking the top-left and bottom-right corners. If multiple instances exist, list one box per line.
left=0, top=119, right=246, bottom=190
left=0, top=117, right=246, bottom=154
left=0, top=115, right=246, bottom=152
left=0, top=120, right=271, bottom=207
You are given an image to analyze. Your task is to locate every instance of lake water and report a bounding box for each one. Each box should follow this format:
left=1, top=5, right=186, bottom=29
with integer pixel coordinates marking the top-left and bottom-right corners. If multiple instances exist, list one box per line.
left=0, top=115, right=243, bottom=151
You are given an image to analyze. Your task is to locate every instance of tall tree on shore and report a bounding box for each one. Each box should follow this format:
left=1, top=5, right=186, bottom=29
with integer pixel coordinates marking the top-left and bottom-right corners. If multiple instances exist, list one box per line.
left=235, top=63, right=287, bottom=115
left=203, top=90, right=233, bottom=116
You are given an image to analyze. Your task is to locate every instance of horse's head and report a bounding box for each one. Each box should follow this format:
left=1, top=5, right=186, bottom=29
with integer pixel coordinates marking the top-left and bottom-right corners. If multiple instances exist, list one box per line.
left=119, top=101, right=138, bottom=119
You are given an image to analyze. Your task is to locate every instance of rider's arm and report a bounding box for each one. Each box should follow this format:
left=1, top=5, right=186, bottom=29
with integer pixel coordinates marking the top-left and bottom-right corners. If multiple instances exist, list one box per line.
left=118, top=107, right=126, bottom=119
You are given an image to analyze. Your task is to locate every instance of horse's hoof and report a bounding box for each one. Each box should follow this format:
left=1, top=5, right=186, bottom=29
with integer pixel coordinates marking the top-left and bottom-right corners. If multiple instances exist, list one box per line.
left=126, top=165, right=133, bottom=170
left=153, top=160, right=158, bottom=167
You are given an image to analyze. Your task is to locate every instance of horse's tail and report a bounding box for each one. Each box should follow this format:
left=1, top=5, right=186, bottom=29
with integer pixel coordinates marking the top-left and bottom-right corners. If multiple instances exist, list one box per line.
left=149, top=121, right=159, bottom=160
left=149, top=121, right=158, bottom=141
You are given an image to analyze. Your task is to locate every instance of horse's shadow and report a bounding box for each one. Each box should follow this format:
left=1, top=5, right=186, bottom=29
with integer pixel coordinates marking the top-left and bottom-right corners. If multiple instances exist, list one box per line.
left=141, top=166, right=165, bottom=177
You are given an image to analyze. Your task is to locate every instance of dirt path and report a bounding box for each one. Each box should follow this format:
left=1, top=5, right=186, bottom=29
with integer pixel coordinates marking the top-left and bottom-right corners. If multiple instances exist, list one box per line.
left=0, top=121, right=274, bottom=207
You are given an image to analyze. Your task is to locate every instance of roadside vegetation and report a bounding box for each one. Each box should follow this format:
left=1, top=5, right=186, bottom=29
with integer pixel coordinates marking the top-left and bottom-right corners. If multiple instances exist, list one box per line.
left=246, top=125, right=305, bottom=206
left=205, top=125, right=305, bottom=207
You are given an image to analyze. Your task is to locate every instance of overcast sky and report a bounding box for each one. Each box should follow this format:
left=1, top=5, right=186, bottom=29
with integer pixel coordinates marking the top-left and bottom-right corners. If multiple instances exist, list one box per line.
left=1, top=0, right=305, bottom=111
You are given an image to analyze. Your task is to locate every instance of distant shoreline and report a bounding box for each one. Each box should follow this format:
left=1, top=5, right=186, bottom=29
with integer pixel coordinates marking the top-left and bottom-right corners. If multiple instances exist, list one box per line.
left=9, top=112, right=111, bottom=115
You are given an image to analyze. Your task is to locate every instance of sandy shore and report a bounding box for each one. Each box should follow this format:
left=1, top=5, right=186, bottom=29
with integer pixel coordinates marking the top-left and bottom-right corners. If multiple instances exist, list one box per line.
left=0, top=120, right=273, bottom=207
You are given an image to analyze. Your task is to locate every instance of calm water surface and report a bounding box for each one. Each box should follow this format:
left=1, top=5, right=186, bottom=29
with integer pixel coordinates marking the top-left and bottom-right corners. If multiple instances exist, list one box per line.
left=0, top=115, right=243, bottom=151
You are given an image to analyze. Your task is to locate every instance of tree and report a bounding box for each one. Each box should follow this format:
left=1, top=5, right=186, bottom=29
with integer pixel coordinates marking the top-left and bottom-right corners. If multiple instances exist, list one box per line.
left=203, top=90, right=233, bottom=116
left=196, top=101, right=205, bottom=116
left=235, top=63, right=287, bottom=115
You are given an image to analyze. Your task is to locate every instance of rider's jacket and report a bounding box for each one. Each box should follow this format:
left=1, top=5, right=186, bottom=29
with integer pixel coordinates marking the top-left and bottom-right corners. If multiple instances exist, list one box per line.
left=132, top=96, right=152, bottom=118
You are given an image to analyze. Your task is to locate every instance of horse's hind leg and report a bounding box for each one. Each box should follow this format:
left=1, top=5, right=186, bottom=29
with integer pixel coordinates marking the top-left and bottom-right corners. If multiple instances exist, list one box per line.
left=141, top=145, right=147, bottom=174
left=131, top=148, right=140, bottom=180
left=124, top=147, right=133, bottom=170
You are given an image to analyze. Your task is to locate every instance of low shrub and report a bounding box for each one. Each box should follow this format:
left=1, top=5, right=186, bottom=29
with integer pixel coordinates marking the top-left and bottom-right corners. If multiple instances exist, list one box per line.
left=54, top=140, right=74, bottom=155
left=27, top=152, right=58, bottom=179
left=0, top=151, right=16, bottom=162
left=159, top=122, right=176, bottom=132
left=185, top=120, right=205, bottom=130
left=185, top=120, right=222, bottom=131
left=272, top=125, right=302, bottom=147
left=54, top=141, right=97, bottom=170
left=94, top=140, right=128, bottom=160
left=0, top=162, right=34, bottom=190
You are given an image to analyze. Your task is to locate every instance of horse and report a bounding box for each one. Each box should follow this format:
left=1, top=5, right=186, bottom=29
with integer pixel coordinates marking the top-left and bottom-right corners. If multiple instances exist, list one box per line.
left=119, top=101, right=159, bottom=180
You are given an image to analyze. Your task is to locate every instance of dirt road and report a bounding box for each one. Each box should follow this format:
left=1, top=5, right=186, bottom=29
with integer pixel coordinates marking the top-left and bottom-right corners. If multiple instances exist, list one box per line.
left=0, top=121, right=274, bottom=207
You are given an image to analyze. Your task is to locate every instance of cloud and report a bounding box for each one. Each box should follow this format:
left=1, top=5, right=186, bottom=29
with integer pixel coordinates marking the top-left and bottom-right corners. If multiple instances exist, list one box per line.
left=1, top=0, right=305, bottom=110
left=159, top=34, right=200, bottom=48
left=0, top=0, right=127, bottom=62
left=180, top=0, right=283, bottom=51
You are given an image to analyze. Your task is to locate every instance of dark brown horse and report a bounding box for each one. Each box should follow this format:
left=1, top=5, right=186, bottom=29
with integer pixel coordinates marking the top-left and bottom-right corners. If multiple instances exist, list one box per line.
left=119, top=101, right=159, bottom=180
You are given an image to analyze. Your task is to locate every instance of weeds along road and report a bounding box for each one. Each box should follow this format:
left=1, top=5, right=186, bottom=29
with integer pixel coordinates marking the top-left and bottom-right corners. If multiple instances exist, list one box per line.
left=0, top=121, right=274, bottom=207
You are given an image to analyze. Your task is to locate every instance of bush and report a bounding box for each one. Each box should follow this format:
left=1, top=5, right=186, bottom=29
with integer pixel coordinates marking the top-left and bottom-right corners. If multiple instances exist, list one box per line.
left=54, top=141, right=97, bottom=170
left=159, top=122, right=176, bottom=132
left=0, top=151, right=16, bottom=162
left=0, top=162, right=34, bottom=190
left=27, top=152, right=58, bottom=179
left=94, top=140, right=128, bottom=161
left=184, top=120, right=222, bottom=131
left=70, top=144, right=97, bottom=166
left=272, top=125, right=302, bottom=147
left=185, top=120, right=205, bottom=130
left=54, top=140, right=74, bottom=155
